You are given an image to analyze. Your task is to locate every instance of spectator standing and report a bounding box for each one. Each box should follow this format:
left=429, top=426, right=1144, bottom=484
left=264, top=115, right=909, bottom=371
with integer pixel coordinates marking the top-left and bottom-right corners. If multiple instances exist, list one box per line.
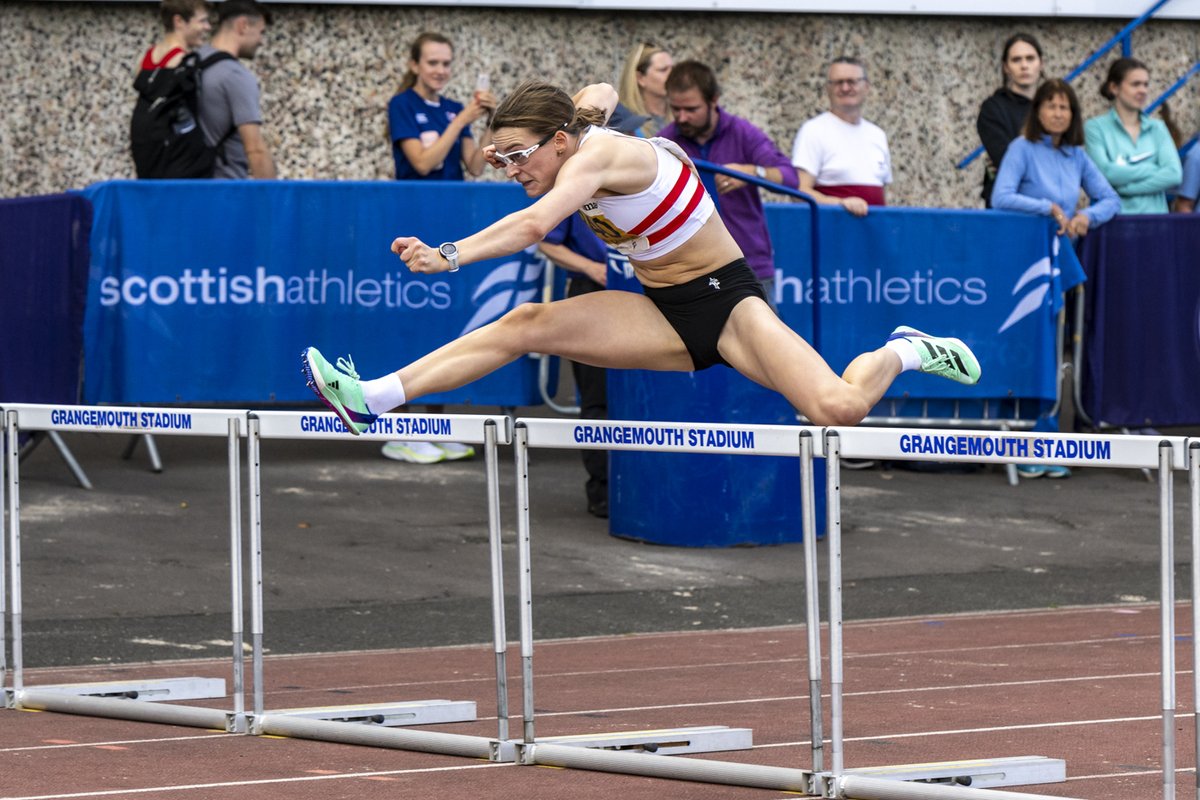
left=976, top=33, right=1044, bottom=207
left=387, top=32, right=496, bottom=181
left=383, top=31, right=497, bottom=464
left=790, top=57, right=891, bottom=217
left=1084, top=58, right=1182, bottom=214
left=992, top=79, right=1119, bottom=479
left=1175, top=146, right=1200, bottom=213
left=617, top=42, right=674, bottom=137
left=195, top=0, right=275, bottom=179
left=139, top=0, right=210, bottom=71
left=660, top=60, right=798, bottom=302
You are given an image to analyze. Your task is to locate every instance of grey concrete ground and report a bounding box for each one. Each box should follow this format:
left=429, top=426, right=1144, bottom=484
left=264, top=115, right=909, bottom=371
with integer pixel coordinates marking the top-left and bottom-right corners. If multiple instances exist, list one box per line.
left=5, top=411, right=1195, bottom=669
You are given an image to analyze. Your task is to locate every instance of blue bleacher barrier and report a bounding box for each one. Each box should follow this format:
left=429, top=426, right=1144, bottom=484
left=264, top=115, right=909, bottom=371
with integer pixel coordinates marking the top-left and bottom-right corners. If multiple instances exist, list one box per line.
left=1078, top=214, right=1200, bottom=427
left=0, top=193, right=91, bottom=405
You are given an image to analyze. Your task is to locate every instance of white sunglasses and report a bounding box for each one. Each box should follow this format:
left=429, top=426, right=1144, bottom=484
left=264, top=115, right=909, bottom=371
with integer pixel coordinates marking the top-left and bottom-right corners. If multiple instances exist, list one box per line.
left=493, top=125, right=566, bottom=167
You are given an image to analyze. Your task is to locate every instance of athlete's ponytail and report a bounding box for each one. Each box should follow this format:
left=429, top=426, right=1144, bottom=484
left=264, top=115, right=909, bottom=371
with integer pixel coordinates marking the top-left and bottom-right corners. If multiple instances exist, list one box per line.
left=492, top=80, right=604, bottom=137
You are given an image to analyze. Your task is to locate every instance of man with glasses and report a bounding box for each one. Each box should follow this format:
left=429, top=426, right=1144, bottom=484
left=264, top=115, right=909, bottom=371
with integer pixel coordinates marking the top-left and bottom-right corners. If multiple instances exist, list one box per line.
left=791, top=56, right=891, bottom=217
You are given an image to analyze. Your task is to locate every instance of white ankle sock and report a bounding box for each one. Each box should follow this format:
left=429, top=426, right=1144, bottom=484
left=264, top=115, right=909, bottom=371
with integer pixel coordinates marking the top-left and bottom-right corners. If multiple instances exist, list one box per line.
left=885, top=338, right=922, bottom=373
left=360, top=374, right=406, bottom=414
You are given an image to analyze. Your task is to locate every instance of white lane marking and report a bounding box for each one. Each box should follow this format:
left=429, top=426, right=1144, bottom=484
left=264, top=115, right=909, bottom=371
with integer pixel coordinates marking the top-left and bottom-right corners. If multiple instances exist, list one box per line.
left=0, top=762, right=507, bottom=800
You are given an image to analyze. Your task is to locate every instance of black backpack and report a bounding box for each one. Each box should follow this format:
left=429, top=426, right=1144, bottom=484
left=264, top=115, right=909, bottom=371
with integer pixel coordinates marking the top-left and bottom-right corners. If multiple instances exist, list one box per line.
left=130, top=50, right=235, bottom=179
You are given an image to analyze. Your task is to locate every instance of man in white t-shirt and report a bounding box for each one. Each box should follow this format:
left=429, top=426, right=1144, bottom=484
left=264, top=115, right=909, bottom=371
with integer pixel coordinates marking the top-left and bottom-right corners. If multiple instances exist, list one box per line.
left=791, top=57, right=891, bottom=217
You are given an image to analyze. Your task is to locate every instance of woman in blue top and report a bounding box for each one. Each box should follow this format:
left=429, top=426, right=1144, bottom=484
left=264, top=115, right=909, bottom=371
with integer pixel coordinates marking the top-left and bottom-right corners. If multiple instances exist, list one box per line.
left=992, top=79, right=1118, bottom=479
left=1083, top=58, right=1182, bottom=214
left=993, top=79, right=1120, bottom=238
left=388, top=32, right=496, bottom=181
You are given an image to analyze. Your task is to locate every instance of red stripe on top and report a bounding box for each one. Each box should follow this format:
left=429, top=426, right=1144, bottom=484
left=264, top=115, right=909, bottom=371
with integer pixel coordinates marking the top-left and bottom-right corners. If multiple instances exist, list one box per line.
left=628, top=163, right=692, bottom=237
left=646, top=179, right=706, bottom=246
left=141, top=46, right=185, bottom=71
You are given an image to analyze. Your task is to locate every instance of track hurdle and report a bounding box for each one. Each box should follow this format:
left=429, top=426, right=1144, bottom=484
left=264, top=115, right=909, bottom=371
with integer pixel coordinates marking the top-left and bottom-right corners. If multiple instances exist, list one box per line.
left=509, top=417, right=1081, bottom=799
left=818, top=426, right=1189, bottom=800
left=245, top=410, right=512, bottom=760
left=3, top=403, right=249, bottom=733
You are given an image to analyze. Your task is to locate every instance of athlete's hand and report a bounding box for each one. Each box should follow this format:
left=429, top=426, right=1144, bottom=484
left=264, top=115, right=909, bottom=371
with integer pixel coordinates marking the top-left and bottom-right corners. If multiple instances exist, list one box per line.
left=392, top=237, right=449, bottom=273
left=482, top=144, right=504, bottom=171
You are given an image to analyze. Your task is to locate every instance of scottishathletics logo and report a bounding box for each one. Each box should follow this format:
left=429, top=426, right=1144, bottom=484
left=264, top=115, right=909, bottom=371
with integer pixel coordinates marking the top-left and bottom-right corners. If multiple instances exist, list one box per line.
left=459, top=247, right=545, bottom=335
left=998, top=255, right=1056, bottom=333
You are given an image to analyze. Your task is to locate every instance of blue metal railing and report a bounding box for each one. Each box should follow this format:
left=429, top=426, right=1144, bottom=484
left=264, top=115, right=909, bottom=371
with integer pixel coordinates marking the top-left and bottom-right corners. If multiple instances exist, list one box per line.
left=956, top=0, right=1174, bottom=170
left=693, top=158, right=824, bottom=343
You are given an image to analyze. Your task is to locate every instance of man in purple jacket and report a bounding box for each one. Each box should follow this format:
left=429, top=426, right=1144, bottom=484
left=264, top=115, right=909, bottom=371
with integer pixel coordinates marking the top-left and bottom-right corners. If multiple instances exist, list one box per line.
left=660, top=60, right=798, bottom=306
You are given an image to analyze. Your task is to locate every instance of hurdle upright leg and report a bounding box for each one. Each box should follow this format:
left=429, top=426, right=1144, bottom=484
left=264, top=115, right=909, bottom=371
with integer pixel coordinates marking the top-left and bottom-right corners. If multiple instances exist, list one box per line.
left=1190, top=441, right=1199, bottom=800
left=248, top=415, right=265, bottom=722
left=484, top=420, right=510, bottom=743
left=825, top=430, right=844, bottom=778
left=6, top=411, right=23, bottom=700
left=800, top=430, right=824, bottom=775
left=2, top=413, right=10, bottom=702
left=227, top=417, right=247, bottom=733
left=1159, top=441, right=1176, bottom=800
left=514, top=422, right=536, bottom=749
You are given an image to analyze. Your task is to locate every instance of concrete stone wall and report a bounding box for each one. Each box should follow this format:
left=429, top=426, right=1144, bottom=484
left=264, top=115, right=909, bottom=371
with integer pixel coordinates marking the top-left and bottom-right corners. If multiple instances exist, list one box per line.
left=2, top=2, right=1197, bottom=206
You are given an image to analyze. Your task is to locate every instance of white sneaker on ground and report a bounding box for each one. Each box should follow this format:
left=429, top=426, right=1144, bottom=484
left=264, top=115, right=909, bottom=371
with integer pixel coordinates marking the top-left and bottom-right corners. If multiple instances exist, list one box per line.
left=381, top=440, right=445, bottom=464
left=436, top=442, right=476, bottom=461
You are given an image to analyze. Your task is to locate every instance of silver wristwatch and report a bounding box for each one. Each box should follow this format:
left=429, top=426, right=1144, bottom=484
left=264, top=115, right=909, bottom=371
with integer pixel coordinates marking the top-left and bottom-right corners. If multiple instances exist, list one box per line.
left=438, top=242, right=460, bottom=272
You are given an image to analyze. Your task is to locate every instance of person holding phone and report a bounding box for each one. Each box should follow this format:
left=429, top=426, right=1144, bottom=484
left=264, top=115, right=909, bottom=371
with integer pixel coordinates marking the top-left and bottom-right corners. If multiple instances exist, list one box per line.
left=384, top=32, right=497, bottom=463
left=388, top=31, right=496, bottom=181
left=1084, top=58, right=1181, bottom=214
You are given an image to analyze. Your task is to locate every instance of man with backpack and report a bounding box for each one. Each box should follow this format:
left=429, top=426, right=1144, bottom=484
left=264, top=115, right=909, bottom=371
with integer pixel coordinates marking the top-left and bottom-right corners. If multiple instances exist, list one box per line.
left=195, top=0, right=276, bottom=179
left=130, top=0, right=226, bottom=178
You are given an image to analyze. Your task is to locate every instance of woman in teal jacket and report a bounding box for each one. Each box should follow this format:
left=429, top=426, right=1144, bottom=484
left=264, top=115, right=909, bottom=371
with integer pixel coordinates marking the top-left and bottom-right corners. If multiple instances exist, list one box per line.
left=1084, top=58, right=1182, bottom=214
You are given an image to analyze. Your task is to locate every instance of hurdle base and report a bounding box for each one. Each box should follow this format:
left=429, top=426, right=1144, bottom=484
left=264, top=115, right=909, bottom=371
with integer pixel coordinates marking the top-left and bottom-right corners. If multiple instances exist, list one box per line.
left=494, top=725, right=753, bottom=763
left=266, top=699, right=476, bottom=728
left=813, top=756, right=1067, bottom=798
left=15, top=677, right=226, bottom=703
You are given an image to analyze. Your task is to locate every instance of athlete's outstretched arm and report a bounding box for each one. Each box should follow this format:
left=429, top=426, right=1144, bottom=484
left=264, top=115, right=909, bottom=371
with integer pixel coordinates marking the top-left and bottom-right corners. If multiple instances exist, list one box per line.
left=392, top=144, right=614, bottom=272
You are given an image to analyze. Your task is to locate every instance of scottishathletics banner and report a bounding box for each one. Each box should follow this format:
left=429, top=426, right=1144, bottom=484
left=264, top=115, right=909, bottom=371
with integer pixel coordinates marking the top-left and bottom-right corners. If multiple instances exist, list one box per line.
left=80, top=180, right=546, bottom=406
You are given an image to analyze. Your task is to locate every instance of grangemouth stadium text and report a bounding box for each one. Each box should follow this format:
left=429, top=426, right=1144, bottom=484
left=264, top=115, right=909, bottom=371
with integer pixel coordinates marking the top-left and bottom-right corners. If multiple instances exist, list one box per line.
left=299, top=415, right=453, bottom=436
left=898, top=433, right=1111, bottom=461
left=574, top=424, right=755, bottom=449
left=49, top=409, right=194, bottom=430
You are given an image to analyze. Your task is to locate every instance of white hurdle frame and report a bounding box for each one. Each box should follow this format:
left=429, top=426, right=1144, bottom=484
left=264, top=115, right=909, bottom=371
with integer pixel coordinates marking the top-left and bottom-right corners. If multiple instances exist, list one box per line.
left=511, top=417, right=824, bottom=793
left=3, top=403, right=249, bottom=733
left=823, top=426, right=1189, bottom=800
left=511, top=418, right=1110, bottom=800
left=246, top=411, right=514, bottom=760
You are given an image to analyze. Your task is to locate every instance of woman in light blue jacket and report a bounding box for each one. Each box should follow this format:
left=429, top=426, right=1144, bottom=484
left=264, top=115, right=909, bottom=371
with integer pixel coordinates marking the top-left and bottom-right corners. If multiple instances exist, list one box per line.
left=992, top=79, right=1118, bottom=478
left=1084, top=58, right=1182, bottom=214
left=993, top=79, right=1120, bottom=237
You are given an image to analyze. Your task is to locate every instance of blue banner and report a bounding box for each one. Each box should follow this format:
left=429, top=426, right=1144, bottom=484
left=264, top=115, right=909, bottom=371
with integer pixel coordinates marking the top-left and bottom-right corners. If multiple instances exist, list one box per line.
left=0, top=193, right=91, bottom=404
left=80, top=180, right=546, bottom=406
left=766, top=205, right=1063, bottom=409
left=1079, top=214, right=1200, bottom=426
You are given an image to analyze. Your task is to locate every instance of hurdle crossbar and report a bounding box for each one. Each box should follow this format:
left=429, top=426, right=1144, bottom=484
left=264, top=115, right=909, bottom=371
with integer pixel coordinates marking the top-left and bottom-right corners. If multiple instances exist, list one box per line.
left=824, top=426, right=1186, bottom=800
left=246, top=411, right=514, bottom=752
left=510, top=417, right=825, bottom=791
left=4, top=403, right=248, bottom=733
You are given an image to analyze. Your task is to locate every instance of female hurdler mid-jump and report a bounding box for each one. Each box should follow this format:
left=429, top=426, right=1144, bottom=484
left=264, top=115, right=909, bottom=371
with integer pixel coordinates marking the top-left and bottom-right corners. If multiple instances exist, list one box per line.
left=302, top=81, right=980, bottom=434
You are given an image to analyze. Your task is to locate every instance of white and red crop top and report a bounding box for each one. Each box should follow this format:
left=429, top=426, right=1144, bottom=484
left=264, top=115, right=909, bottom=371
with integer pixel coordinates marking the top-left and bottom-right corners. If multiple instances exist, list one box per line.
left=575, top=126, right=715, bottom=260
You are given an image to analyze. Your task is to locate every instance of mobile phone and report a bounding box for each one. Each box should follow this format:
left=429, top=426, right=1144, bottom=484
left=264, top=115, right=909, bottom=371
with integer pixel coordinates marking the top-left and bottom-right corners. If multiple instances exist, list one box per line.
left=476, top=73, right=490, bottom=91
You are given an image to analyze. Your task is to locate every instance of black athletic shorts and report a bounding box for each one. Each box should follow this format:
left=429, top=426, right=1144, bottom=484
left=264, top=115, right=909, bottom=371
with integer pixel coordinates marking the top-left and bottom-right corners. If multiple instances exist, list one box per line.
left=642, top=258, right=766, bottom=371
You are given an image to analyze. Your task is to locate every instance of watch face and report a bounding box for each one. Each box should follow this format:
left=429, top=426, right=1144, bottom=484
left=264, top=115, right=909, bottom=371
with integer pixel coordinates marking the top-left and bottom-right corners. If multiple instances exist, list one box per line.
left=439, top=243, right=457, bottom=257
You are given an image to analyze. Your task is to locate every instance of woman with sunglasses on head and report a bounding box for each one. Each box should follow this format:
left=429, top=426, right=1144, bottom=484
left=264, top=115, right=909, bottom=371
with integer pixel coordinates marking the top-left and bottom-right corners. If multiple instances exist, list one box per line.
left=1084, top=58, right=1182, bottom=214
left=304, top=81, right=980, bottom=435
left=617, top=42, right=673, bottom=137
left=383, top=31, right=497, bottom=464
